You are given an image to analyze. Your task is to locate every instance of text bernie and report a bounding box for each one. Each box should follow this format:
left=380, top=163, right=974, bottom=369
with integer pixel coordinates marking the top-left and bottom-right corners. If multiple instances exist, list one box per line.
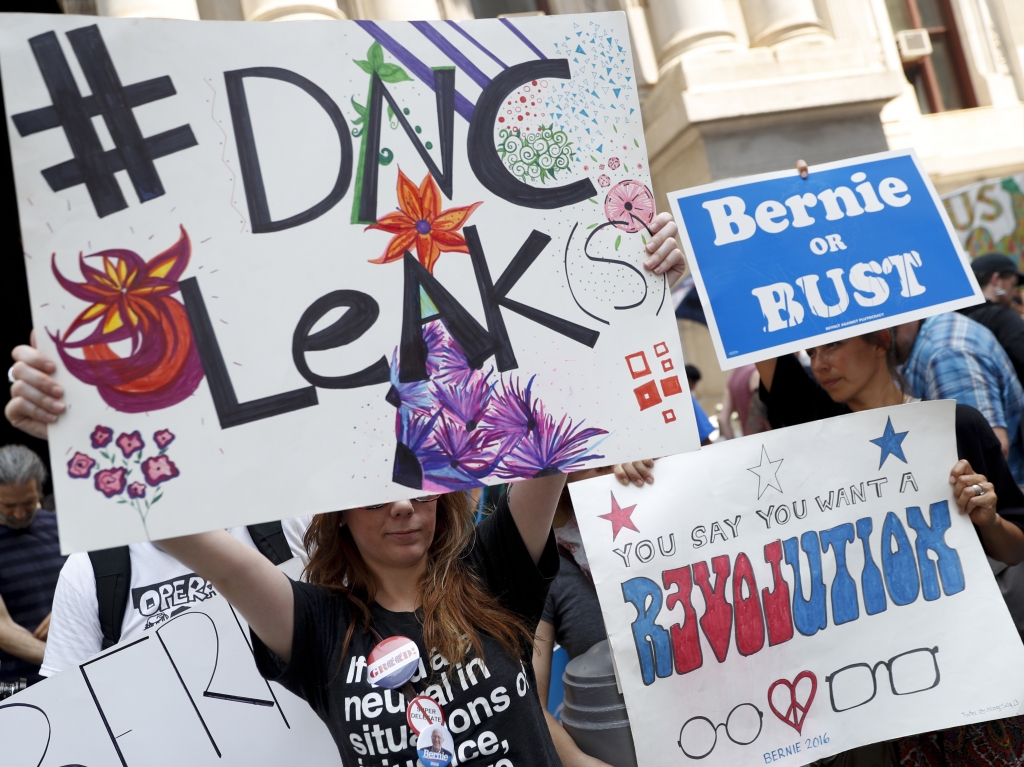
left=701, top=173, right=926, bottom=333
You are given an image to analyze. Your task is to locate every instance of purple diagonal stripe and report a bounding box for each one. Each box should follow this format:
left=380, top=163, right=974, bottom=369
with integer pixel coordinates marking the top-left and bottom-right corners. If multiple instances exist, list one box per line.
left=445, top=20, right=508, bottom=69
left=356, top=20, right=475, bottom=122
left=412, top=21, right=491, bottom=89
left=500, top=18, right=547, bottom=59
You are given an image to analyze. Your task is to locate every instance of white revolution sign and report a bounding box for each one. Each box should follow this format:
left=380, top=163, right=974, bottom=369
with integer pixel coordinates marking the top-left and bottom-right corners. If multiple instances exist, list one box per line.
left=571, top=401, right=1024, bottom=767
left=0, top=12, right=697, bottom=553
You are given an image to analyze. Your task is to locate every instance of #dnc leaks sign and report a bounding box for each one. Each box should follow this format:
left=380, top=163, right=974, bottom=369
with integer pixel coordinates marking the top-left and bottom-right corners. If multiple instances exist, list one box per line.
left=669, top=151, right=983, bottom=369
left=0, top=12, right=699, bottom=553
left=571, top=401, right=1024, bottom=767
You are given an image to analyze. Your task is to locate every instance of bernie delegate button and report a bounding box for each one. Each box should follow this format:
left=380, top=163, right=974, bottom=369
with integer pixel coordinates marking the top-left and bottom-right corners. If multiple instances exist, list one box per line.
left=407, top=695, right=445, bottom=735
left=367, top=636, right=420, bottom=690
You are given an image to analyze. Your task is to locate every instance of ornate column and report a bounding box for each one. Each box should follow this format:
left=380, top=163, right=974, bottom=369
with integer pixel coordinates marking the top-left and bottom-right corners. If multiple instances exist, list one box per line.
left=738, top=0, right=829, bottom=47
left=345, top=0, right=441, bottom=20
left=96, top=0, right=200, bottom=18
left=240, top=0, right=345, bottom=21
left=644, top=0, right=737, bottom=73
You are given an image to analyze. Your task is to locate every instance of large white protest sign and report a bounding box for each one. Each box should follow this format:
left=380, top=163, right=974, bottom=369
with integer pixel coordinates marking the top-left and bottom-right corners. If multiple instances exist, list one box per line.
left=668, top=151, right=983, bottom=370
left=3, top=561, right=341, bottom=767
left=571, top=401, right=1024, bottom=767
left=0, top=12, right=697, bottom=553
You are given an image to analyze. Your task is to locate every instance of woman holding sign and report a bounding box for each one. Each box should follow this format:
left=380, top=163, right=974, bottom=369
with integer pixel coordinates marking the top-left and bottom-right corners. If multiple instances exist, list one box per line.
left=6, top=214, right=689, bottom=766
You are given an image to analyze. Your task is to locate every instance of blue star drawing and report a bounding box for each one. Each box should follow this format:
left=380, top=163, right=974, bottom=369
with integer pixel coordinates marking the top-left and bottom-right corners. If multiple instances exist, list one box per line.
left=870, top=416, right=909, bottom=468
left=748, top=446, right=783, bottom=499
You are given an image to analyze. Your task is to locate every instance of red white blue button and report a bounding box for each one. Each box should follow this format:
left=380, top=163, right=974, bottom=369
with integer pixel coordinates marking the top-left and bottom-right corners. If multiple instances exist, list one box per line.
left=367, top=636, right=420, bottom=690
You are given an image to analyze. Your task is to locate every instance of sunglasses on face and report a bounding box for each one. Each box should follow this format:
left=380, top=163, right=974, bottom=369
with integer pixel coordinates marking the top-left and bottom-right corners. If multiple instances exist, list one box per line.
left=359, top=495, right=441, bottom=510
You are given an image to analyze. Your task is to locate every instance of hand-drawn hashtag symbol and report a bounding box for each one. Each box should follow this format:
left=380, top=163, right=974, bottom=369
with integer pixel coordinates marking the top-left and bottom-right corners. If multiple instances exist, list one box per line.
left=11, top=24, right=197, bottom=218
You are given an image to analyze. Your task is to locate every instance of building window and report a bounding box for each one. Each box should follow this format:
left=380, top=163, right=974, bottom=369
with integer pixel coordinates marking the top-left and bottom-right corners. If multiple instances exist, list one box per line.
left=886, top=0, right=976, bottom=113
left=471, top=0, right=548, bottom=18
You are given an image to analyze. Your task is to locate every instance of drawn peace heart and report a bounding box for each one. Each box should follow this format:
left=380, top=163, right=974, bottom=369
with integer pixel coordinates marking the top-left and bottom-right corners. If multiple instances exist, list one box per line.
left=768, top=671, right=817, bottom=734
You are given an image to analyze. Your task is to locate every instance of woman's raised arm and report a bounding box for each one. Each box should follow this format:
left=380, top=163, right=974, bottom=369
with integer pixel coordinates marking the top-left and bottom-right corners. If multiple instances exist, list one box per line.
left=157, top=532, right=296, bottom=661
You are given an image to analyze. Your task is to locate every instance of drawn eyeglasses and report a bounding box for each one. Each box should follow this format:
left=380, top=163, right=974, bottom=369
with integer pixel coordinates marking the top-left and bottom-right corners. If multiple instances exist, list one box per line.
left=677, top=703, right=763, bottom=760
left=359, top=495, right=441, bottom=510
left=825, top=647, right=940, bottom=713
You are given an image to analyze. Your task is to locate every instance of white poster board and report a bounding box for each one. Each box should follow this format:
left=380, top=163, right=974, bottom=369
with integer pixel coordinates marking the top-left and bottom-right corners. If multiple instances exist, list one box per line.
left=0, top=12, right=698, bottom=553
left=571, top=401, right=1024, bottom=767
left=2, top=562, right=341, bottom=767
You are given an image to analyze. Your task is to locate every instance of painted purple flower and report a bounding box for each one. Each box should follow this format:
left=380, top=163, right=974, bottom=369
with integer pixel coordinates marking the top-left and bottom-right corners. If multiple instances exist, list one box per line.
left=95, top=467, right=127, bottom=497
left=434, top=372, right=495, bottom=430
left=386, top=349, right=434, bottom=413
left=153, top=429, right=175, bottom=449
left=424, top=321, right=472, bottom=382
left=604, top=180, right=655, bottom=233
left=90, top=425, right=113, bottom=448
left=597, top=174, right=611, bottom=188
left=486, top=375, right=538, bottom=437
left=392, top=408, right=443, bottom=489
left=142, top=455, right=179, bottom=486
left=68, top=452, right=96, bottom=479
left=497, top=409, right=607, bottom=478
left=128, top=482, right=146, bottom=499
left=423, top=415, right=502, bottom=489
left=116, top=430, right=144, bottom=458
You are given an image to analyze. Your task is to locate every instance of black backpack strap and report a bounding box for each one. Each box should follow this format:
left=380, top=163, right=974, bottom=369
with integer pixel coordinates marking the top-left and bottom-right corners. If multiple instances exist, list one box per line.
left=246, top=522, right=294, bottom=566
left=88, top=547, right=132, bottom=650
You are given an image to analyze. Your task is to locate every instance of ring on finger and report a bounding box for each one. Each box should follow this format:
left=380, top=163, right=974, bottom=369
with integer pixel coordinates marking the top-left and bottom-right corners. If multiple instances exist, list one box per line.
left=972, top=483, right=984, bottom=497
left=6, top=365, right=14, bottom=384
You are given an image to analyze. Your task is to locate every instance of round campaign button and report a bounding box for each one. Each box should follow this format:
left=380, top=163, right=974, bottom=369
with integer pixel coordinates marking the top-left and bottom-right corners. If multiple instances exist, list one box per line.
left=366, top=636, right=420, bottom=690
left=406, top=695, right=445, bottom=735
left=416, top=723, right=455, bottom=767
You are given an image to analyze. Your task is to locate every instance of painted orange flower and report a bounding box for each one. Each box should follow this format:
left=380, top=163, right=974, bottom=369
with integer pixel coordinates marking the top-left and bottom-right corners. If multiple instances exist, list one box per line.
left=366, top=169, right=482, bottom=273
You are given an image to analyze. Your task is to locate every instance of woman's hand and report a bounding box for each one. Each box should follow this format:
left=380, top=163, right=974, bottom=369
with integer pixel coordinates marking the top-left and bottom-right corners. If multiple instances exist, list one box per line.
left=643, top=212, right=686, bottom=286
left=951, top=459, right=1024, bottom=565
left=614, top=459, right=657, bottom=488
left=6, top=334, right=65, bottom=440
left=950, top=459, right=997, bottom=529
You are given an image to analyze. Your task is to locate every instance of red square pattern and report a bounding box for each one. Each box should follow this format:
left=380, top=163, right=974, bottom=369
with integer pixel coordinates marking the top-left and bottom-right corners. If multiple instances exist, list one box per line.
left=661, top=358, right=674, bottom=372
left=663, top=409, right=676, bottom=423
left=654, top=341, right=669, bottom=357
left=634, top=380, right=662, bottom=411
left=625, top=351, right=651, bottom=379
left=660, top=375, right=683, bottom=397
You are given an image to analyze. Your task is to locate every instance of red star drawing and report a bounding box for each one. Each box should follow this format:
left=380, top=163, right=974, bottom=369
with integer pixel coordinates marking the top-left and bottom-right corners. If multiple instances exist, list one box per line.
left=599, top=492, right=639, bottom=540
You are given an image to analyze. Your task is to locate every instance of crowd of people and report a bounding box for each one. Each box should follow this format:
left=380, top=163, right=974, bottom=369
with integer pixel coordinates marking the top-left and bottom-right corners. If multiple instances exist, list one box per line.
left=5, top=207, right=1024, bottom=767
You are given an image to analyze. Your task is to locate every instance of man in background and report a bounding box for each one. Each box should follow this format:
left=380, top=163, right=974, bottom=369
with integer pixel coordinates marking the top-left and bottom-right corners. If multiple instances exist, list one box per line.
left=0, top=444, right=64, bottom=685
left=961, top=253, right=1024, bottom=384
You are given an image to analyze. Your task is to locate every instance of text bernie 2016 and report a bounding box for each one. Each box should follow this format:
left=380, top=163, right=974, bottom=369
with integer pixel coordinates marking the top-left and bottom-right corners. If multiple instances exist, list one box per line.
left=702, top=173, right=927, bottom=333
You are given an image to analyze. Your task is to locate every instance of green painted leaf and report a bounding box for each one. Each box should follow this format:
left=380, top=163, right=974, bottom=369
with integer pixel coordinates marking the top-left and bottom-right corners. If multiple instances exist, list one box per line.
left=614, top=235, right=621, bottom=250
left=589, top=198, right=598, bottom=204
left=586, top=223, right=598, bottom=229
left=368, top=41, right=384, bottom=71
left=634, top=138, right=639, bottom=147
left=387, top=104, right=394, bottom=122
left=378, top=63, right=411, bottom=83
left=117, top=500, right=126, bottom=504
left=623, top=164, right=629, bottom=172
left=354, top=58, right=373, bottom=75
left=350, top=96, right=367, bottom=117
left=641, top=234, right=647, bottom=245
left=613, top=124, right=618, bottom=133
left=590, top=155, right=598, bottom=162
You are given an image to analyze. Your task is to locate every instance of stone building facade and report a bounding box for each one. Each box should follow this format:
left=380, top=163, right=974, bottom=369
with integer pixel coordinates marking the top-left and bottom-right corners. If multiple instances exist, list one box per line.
left=63, top=0, right=1024, bottom=414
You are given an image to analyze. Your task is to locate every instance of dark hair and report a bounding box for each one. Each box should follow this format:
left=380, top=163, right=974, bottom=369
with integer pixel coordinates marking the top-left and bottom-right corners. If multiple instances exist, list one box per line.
left=302, top=492, right=534, bottom=669
left=684, top=364, right=702, bottom=384
left=861, top=329, right=907, bottom=393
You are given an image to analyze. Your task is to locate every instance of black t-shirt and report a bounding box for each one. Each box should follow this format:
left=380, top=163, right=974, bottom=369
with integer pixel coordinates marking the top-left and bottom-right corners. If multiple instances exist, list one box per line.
left=251, top=492, right=561, bottom=767
left=761, top=353, right=1024, bottom=525
left=960, top=301, right=1024, bottom=385
left=541, top=552, right=607, bottom=660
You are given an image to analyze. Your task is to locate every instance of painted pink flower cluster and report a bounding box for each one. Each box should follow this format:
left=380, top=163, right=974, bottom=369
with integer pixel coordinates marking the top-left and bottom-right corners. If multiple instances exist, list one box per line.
left=67, top=426, right=180, bottom=501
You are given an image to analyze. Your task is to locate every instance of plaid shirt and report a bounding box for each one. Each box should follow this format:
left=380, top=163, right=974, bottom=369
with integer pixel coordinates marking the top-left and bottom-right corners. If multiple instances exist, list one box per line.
left=904, top=312, right=1024, bottom=483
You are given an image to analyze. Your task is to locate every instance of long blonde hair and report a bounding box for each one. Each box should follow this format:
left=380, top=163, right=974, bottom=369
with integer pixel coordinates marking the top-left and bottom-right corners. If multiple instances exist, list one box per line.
left=303, top=491, right=534, bottom=668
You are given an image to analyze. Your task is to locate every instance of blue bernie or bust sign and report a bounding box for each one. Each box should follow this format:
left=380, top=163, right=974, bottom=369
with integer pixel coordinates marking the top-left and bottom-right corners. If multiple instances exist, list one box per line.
left=668, top=149, right=983, bottom=370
